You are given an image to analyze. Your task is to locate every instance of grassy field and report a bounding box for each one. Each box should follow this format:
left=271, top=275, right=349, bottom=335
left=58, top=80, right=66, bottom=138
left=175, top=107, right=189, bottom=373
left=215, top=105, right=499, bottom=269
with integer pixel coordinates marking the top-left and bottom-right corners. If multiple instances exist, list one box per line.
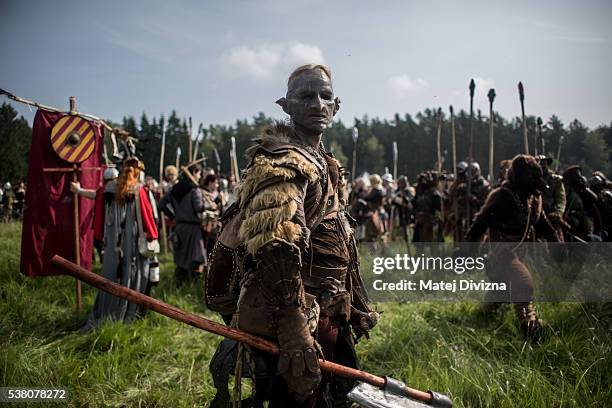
left=1, top=222, right=610, bottom=407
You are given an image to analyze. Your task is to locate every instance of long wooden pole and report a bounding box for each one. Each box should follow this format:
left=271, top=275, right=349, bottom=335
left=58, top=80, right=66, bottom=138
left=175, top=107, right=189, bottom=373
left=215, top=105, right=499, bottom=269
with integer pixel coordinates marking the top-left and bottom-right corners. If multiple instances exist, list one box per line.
left=51, top=255, right=446, bottom=406
left=69, top=97, right=82, bottom=312
left=436, top=108, right=442, bottom=173
left=158, top=121, right=166, bottom=184
left=1, top=88, right=113, bottom=131
left=450, top=106, right=456, bottom=177
left=487, top=89, right=496, bottom=182
left=188, top=117, right=193, bottom=162
left=467, top=79, right=475, bottom=225
left=158, top=121, right=168, bottom=255
left=518, top=82, right=529, bottom=155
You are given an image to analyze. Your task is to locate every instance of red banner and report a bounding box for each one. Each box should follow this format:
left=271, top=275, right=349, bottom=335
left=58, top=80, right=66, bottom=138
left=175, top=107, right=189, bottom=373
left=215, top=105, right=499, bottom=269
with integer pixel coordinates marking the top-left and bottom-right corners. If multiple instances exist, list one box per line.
left=20, top=110, right=103, bottom=277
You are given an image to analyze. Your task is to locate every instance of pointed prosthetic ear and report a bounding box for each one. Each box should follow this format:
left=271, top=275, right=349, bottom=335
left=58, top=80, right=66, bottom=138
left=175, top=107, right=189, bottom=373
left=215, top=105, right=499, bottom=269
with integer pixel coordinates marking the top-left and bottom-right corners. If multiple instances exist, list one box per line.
left=333, top=97, right=341, bottom=115
left=276, top=97, right=289, bottom=115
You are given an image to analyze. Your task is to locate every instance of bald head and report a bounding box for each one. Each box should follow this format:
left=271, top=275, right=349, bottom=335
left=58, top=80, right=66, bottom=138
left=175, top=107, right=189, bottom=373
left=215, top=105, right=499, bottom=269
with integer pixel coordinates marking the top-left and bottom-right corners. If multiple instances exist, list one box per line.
left=277, top=64, right=340, bottom=136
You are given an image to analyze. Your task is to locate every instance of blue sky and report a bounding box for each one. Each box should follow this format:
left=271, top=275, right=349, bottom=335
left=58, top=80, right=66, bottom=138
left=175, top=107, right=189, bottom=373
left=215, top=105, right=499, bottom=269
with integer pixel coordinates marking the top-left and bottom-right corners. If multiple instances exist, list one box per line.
left=2, top=0, right=611, bottom=130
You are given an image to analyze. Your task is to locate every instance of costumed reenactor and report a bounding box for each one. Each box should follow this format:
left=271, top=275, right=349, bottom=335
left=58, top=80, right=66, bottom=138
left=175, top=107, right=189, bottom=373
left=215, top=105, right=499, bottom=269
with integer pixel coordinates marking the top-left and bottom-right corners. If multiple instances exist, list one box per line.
left=363, top=174, right=387, bottom=244
left=13, top=181, right=26, bottom=219
left=562, top=165, right=602, bottom=242
left=446, top=162, right=468, bottom=242
left=205, top=64, right=378, bottom=407
left=589, top=172, right=612, bottom=241
left=467, top=162, right=491, bottom=212
left=392, top=175, right=414, bottom=244
left=447, top=162, right=491, bottom=242
left=72, top=157, right=160, bottom=331
left=412, top=171, right=444, bottom=243
left=495, top=159, right=512, bottom=188
left=200, top=173, right=222, bottom=259
left=535, top=155, right=566, bottom=240
left=1, top=182, right=14, bottom=222
left=159, top=163, right=206, bottom=285
left=381, top=172, right=395, bottom=234
left=161, top=165, right=178, bottom=194
left=465, top=155, right=559, bottom=340
left=348, top=176, right=369, bottom=241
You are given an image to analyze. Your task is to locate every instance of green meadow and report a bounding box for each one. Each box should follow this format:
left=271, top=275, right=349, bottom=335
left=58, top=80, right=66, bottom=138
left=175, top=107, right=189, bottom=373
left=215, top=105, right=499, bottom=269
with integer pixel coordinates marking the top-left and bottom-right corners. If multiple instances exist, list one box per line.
left=1, top=223, right=610, bottom=407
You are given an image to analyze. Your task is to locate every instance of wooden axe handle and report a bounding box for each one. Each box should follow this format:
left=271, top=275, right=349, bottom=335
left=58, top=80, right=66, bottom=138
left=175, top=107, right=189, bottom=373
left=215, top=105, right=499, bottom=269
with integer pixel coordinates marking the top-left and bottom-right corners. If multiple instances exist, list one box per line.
left=51, top=255, right=436, bottom=404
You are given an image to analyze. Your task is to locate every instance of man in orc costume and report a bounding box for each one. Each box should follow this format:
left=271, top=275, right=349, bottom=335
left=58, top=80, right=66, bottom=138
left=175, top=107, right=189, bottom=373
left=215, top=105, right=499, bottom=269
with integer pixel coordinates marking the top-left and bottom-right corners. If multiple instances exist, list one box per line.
left=465, top=155, right=560, bottom=340
left=206, top=64, right=378, bottom=407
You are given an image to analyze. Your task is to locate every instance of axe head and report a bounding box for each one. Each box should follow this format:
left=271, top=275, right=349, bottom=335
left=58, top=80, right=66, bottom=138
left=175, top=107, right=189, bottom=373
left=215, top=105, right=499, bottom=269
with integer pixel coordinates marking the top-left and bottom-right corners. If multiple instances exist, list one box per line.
left=347, top=382, right=452, bottom=408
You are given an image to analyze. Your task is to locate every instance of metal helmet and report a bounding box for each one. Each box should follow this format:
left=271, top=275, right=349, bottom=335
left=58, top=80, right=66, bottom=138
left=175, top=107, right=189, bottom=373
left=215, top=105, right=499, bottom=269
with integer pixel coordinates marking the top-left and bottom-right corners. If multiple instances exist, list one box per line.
left=103, top=167, right=119, bottom=181
left=3, top=182, right=11, bottom=191
left=589, top=175, right=605, bottom=191
left=456, top=161, right=468, bottom=174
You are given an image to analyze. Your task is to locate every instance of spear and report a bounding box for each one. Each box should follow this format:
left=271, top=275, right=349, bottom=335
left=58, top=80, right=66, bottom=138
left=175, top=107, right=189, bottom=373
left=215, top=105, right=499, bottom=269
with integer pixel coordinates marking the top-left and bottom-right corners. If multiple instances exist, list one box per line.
left=536, top=117, right=544, bottom=156
left=193, top=123, right=204, bottom=160
left=351, top=127, right=359, bottom=181
left=176, top=147, right=182, bottom=169
left=188, top=117, right=193, bottom=162
left=436, top=108, right=442, bottom=173
left=487, top=89, right=496, bottom=182
left=467, top=79, right=475, bottom=225
left=392, top=141, right=398, bottom=180
left=449, top=105, right=456, bottom=177
left=518, top=82, right=529, bottom=154
left=230, top=136, right=240, bottom=182
left=158, top=116, right=166, bottom=185
left=213, top=147, right=221, bottom=176
left=555, top=133, right=564, bottom=173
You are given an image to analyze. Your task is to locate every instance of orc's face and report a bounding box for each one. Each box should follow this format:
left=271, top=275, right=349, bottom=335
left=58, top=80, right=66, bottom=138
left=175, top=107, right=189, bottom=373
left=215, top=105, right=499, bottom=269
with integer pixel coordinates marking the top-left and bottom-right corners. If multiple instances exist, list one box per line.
left=285, top=69, right=337, bottom=134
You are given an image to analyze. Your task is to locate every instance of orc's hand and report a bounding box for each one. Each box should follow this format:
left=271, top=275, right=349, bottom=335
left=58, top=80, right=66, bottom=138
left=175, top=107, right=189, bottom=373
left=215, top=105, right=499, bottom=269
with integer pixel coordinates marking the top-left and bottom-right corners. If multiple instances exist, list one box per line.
left=350, top=308, right=380, bottom=339
left=276, top=306, right=321, bottom=401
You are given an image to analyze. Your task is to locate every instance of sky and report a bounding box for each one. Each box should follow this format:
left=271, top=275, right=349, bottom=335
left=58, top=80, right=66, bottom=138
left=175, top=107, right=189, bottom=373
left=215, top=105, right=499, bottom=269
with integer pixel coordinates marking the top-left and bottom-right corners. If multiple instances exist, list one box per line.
left=1, top=0, right=611, bottom=131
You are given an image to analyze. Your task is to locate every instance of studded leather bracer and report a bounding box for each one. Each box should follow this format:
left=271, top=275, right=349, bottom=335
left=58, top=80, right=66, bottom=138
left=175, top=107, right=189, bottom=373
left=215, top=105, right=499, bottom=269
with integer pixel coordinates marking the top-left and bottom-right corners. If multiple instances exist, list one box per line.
left=255, top=240, right=321, bottom=399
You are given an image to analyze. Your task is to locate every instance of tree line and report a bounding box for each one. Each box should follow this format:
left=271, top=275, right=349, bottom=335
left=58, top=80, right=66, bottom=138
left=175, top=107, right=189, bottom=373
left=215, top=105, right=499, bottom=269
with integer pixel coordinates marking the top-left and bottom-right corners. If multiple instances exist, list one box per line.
left=1, top=101, right=611, bottom=184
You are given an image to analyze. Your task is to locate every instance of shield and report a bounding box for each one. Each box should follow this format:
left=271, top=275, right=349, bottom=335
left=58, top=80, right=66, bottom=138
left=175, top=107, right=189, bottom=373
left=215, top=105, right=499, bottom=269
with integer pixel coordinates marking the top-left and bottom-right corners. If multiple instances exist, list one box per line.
left=50, top=115, right=96, bottom=163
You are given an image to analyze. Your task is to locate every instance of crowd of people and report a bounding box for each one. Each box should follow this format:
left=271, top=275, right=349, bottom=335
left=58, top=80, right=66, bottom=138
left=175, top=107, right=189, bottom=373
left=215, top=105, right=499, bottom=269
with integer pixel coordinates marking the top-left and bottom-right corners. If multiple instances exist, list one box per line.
left=1, top=181, right=26, bottom=222
left=349, top=155, right=612, bottom=248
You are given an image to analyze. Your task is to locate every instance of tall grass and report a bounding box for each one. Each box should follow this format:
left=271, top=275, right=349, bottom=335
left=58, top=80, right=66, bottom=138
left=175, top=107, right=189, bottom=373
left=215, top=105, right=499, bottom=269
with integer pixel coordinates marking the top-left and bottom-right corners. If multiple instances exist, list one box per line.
left=1, top=223, right=610, bottom=407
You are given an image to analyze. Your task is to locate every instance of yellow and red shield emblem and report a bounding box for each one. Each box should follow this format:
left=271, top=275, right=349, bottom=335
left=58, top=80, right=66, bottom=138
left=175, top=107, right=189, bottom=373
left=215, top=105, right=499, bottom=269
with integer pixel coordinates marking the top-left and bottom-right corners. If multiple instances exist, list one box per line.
left=50, top=115, right=96, bottom=163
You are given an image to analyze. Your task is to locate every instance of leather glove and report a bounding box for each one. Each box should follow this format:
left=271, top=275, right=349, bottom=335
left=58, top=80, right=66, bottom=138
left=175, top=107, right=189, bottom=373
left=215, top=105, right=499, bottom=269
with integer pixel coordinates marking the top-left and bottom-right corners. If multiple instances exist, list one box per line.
left=276, top=305, right=321, bottom=400
left=349, top=307, right=380, bottom=339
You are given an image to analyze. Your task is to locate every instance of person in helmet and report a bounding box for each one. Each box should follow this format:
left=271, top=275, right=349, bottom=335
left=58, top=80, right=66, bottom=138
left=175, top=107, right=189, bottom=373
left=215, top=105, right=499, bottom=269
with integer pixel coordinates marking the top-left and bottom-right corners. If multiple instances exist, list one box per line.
left=535, top=155, right=566, bottom=240
left=562, top=165, right=602, bottom=242
left=589, top=172, right=612, bottom=241
left=446, top=161, right=491, bottom=242
left=1, top=182, right=14, bottom=222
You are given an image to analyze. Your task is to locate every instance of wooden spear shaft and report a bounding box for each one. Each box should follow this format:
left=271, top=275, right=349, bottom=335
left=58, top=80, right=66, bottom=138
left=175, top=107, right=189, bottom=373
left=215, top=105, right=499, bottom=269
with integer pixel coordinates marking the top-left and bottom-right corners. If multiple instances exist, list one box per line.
left=467, top=79, right=475, bottom=225
left=518, top=82, right=529, bottom=155
left=69, top=97, right=82, bottom=312
left=51, top=255, right=439, bottom=405
left=450, top=106, right=456, bottom=177
left=487, top=89, right=496, bottom=182
left=188, top=117, right=193, bottom=162
left=436, top=108, right=442, bottom=173
left=158, top=122, right=168, bottom=255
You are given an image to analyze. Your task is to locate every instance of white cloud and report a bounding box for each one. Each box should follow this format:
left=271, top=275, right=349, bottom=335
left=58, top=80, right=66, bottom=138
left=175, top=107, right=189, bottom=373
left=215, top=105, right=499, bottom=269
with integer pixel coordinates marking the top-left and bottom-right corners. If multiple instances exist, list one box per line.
left=388, top=75, right=428, bottom=98
left=223, top=44, right=283, bottom=79
left=221, top=42, right=325, bottom=80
